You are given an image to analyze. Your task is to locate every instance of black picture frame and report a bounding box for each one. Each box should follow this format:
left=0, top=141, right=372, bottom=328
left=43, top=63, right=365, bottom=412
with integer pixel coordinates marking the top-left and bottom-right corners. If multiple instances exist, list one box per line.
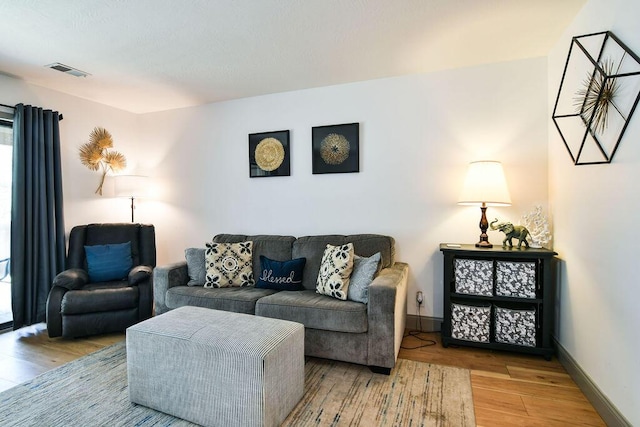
left=249, top=130, right=290, bottom=178
left=312, top=122, right=359, bottom=174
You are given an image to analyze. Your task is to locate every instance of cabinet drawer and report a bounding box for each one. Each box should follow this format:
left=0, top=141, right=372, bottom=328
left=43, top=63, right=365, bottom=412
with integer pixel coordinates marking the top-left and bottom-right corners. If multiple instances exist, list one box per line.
left=494, top=306, right=537, bottom=347
left=451, top=302, right=491, bottom=343
left=496, top=261, right=536, bottom=298
left=454, top=259, right=493, bottom=296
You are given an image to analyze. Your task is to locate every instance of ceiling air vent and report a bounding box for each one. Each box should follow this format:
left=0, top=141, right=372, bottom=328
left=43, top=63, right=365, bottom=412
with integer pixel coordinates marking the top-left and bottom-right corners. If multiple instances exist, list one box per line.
left=45, top=63, right=91, bottom=78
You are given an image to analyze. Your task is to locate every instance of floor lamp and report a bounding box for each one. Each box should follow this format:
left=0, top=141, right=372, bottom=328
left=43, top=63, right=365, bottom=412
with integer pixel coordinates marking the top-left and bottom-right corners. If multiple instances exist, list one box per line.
left=458, top=161, right=512, bottom=248
left=113, top=175, right=149, bottom=223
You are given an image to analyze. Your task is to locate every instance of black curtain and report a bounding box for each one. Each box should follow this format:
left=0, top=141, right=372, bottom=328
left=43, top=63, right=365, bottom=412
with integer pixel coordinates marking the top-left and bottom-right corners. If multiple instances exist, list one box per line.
left=11, top=104, right=65, bottom=329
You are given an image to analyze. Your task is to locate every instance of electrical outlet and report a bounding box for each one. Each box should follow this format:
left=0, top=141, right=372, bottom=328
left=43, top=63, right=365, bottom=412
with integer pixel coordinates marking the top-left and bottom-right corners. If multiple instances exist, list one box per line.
left=416, top=291, right=423, bottom=305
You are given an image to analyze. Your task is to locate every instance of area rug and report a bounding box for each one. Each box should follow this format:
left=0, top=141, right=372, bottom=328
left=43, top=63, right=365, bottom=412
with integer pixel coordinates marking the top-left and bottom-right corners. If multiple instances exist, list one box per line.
left=0, top=341, right=475, bottom=426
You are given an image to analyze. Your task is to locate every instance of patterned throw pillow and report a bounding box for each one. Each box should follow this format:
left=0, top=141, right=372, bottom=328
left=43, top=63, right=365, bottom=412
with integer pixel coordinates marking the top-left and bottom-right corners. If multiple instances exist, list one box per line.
left=205, top=241, right=254, bottom=288
left=316, top=243, right=354, bottom=300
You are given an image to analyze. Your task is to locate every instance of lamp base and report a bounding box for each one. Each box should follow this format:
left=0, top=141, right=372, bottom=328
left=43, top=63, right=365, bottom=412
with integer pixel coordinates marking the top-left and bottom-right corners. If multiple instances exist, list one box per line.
left=475, top=204, right=493, bottom=248
left=475, top=239, right=493, bottom=248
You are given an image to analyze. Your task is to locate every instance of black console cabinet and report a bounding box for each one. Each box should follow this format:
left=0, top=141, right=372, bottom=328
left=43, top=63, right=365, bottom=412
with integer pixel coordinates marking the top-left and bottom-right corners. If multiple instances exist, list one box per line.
left=440, top=244, right=557, bottom=360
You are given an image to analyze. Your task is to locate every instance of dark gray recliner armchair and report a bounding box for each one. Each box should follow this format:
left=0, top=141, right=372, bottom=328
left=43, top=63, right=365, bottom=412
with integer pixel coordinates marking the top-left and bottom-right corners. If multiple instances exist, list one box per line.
left=46, top=223, right=156, bottom=338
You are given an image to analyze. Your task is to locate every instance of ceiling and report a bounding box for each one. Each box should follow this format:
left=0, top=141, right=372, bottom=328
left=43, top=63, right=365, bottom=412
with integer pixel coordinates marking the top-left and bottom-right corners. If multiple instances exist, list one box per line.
left=0, top=0, right=585, bottom=114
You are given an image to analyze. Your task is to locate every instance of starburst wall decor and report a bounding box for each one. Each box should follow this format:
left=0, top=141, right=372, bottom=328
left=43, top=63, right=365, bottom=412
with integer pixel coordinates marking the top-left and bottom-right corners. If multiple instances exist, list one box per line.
left=312, top=123, right=359, bottom=174
left=552, top=31, right=640, bottom=165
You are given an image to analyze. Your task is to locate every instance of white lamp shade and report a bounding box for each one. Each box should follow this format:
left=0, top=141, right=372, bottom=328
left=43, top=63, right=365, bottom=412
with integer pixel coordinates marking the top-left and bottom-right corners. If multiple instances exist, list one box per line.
left=113, top=175, right=149, bottom=198
left=458, top=161, right=512, bottom=206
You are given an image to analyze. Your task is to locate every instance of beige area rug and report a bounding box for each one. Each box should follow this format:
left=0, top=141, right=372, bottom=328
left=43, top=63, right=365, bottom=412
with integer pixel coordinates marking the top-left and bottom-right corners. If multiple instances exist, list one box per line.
left=284, top=357, right=476, bottom=427
left=0, top=341, right=475, bottom=426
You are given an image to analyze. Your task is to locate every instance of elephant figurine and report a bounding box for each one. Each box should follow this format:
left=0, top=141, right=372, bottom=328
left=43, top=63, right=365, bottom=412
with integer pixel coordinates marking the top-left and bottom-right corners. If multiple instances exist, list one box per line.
left=490, top=219, right=530, bottom=248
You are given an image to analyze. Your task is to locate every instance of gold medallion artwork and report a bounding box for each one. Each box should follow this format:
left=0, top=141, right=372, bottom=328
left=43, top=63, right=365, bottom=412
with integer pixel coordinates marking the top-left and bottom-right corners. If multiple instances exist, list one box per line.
left=255, top=137, right=285, bottom=171
left=320, top=133, right=350, bottom=165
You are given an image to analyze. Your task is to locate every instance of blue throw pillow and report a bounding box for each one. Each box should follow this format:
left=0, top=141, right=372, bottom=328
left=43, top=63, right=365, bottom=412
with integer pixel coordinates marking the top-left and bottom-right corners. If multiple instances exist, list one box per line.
left=84, top=241, right=133, bottom=282
left=347, top=252, right=382, bottom=304
left=256, top=255, right=306, bottom=291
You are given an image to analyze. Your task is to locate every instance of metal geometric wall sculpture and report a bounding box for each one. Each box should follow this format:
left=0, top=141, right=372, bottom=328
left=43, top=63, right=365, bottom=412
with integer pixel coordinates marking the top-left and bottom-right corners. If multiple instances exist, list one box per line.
left=552, top=31, right=640, bottom=165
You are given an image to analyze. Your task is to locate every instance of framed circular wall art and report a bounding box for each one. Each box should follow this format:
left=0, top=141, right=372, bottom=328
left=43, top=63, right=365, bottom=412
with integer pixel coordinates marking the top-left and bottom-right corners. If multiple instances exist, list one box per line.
left=312, top=122, right=359, bottom=174
left=249, top=130, right=290, bottom=177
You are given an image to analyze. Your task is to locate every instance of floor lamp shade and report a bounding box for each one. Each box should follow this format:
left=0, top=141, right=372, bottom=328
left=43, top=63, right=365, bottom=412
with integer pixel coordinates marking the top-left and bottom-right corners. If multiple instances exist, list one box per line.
left=113, top=175, right=149, bottom=222
left=458, top=161, right=511, bottom=247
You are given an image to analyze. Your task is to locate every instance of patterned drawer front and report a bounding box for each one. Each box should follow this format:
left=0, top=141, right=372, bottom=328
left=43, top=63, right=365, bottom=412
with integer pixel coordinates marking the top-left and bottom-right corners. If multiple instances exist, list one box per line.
left=494, top=306, right=537, bottom=347
left=454, top=259, right=493, bottom=296
left=451, top=303, right=491, bottom=343
left=496, top=261, right=536, bottom=298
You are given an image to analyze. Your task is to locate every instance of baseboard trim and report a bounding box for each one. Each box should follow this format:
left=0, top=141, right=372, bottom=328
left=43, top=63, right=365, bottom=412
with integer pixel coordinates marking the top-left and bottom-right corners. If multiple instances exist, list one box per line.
left=555, top=339, right=631, bottom=427
left=405, top=314, right=441, bottom=332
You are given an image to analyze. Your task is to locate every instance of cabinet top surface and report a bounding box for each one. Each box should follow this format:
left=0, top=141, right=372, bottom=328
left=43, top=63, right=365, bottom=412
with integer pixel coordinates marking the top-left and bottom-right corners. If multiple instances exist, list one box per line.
left=440, top=243, right=557, bottom=257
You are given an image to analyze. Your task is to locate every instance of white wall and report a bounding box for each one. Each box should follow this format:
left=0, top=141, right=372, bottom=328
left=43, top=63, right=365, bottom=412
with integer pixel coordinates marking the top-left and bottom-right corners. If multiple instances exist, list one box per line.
left=548, top=0, right=640, bottom=424
left=0, top=52, right=551, bottom=323
left=137, top=57, right=549, bottom=318
left=0, top=74, right=140, bottom=229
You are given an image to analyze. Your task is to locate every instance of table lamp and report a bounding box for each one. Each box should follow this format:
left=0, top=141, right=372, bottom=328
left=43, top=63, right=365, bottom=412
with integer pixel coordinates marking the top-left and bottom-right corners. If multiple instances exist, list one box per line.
left=458, top=161, right=511, bottom=247
left=113, top=175, right=149, bottom=223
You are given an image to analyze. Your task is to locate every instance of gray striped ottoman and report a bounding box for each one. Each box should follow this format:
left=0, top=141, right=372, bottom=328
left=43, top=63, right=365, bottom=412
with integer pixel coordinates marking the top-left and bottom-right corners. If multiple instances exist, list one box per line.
left=126, top=306, right=304, bottom=427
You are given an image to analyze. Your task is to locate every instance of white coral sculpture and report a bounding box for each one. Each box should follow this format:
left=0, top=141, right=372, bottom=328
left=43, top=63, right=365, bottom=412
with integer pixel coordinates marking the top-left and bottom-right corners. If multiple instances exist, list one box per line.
left=521, top=206, right=552, bottom=249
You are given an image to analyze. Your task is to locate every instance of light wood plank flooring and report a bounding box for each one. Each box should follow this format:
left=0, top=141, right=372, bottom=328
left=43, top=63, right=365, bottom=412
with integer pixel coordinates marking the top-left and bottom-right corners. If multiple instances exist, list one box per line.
left=0, top=324, right=605, bottom=426
left=399, top=331, right=605, bottom=426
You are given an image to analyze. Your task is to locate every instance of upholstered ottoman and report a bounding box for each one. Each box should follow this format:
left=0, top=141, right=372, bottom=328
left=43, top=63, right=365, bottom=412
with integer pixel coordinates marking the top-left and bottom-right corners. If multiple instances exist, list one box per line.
left=126, top=306, right=304, bottom=427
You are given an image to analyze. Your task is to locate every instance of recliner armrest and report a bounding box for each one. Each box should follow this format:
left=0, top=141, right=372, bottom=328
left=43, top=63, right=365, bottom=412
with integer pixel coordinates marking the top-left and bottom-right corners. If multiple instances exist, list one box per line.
left=53, top=268, right=88, bottom=290
left=129, top=265, right=153, bottom=286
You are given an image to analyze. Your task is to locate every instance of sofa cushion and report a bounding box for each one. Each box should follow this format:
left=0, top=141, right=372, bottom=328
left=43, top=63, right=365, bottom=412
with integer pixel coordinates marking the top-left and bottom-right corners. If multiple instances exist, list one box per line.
left=205, top=241, right=254, bottom=287
left=185, top=247, right=206, bottom=286
left=316, top=243, right=354, bottom=300
left=347, top=252, right=382, bottom=304
left=213, top=234, right=296, bottom=278
left=292, top=235, right=347, bottom=290
left=255, top=290, right=368, bottom=333
left=256, top=256, right=306, bottom=291
left=292, top=234, right=395, bottom=290
left=166, top=286, right=279, bottom=314
left=346, top=235, right=395, bottom=269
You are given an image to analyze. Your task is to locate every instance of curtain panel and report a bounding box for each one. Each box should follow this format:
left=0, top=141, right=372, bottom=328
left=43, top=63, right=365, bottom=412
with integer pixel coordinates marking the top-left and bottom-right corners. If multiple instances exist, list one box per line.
left=11, top=104, right=65, bottom=329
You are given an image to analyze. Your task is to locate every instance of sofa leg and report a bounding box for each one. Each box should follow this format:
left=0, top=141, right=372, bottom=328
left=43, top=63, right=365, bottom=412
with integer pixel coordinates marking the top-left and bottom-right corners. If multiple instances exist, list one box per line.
left=369, top=365, right=391, bottom=375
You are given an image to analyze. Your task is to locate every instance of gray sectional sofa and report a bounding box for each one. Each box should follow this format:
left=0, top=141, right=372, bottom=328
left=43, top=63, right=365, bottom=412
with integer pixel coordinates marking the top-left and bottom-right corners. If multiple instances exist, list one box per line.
left=153, top=234, right=408, bottom=373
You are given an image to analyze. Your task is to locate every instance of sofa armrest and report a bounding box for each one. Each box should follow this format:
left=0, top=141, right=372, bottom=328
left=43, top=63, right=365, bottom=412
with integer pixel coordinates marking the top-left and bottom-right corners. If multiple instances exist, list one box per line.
left=366, top=262, right=408, bottom=369
left=153, top=261, right=188, bottom=315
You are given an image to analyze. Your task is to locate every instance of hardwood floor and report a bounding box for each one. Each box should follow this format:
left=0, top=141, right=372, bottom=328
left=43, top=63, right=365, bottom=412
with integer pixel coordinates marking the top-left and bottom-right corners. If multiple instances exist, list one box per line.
left=0, top=323, right=122, bottom=392
left=0, top=324, right=605, bottom=426
left=399, top=331, right=605, bottom=426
